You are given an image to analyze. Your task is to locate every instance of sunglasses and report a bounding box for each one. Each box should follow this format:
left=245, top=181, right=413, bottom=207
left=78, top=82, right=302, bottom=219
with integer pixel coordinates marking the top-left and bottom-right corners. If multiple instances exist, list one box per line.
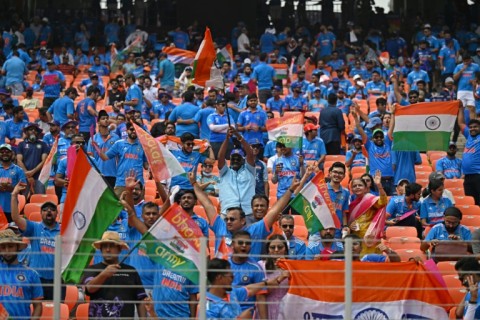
left=185, top=142, right=194, bottom=147
left=281, top=224, right=294, bottom=229
left=64, top=126, right=76, bottom=129
left=42, top=207, right=57, bottom=212
left=236, top=240, right=251, bottom=246
left=224, top=217, right=237, bottom=222
left=203, top=164, right=213, bottom=168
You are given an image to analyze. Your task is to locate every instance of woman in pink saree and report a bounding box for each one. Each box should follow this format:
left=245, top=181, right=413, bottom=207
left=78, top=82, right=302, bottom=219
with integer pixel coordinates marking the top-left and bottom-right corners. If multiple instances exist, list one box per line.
left=348, top=170, right=388, bottom=256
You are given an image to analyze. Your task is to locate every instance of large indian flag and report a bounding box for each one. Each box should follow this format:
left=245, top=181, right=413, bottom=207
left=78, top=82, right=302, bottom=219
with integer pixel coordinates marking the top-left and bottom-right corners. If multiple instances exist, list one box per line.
left=143, top=203, right=203, bottom=284
left=278, top=260, right=452, bottom=320
left=162, top=46, right=196, bottom=65
left=393, top=101, right=459, bottom=151
left=61, top=150, right=123, bottom=283
left=266, top=112, right=304, bottom=148
left=290, top=172, right=340, bottom=233
left=192, top=27, right=216, bottom=87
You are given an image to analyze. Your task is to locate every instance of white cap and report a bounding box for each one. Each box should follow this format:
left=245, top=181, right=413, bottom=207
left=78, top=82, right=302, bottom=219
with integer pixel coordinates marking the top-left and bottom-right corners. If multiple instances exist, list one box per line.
left=445, top=77, right=454, bottom=84
left=244, top=58, right=251, bottom=64
left=353, top=74, right=362, bottom=80
left=319, top=75, right=330, bottom=83
left=357, top=81, right=365, bottom=88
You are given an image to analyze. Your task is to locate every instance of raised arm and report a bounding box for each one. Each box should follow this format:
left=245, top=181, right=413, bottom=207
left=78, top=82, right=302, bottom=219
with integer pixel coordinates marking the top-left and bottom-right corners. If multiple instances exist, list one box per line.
left=263, top=178, right=301, bottom=229
left=387, top=104, right=396, bottom=140
left=352, top=108, right=368, bottom=143
left=188, top=172, right=218, bottom=224
left=11, top=183, right=27, bottom=231
left=391, top=75, right=403, bottom=104
left=217, top=127, right=233, bottom=170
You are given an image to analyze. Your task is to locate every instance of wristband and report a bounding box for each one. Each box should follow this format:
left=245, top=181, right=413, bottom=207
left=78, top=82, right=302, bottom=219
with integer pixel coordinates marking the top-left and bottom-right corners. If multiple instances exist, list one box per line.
left=288, top=188, right=295, bottom=194
left=469, top=300, right=477, bottom=304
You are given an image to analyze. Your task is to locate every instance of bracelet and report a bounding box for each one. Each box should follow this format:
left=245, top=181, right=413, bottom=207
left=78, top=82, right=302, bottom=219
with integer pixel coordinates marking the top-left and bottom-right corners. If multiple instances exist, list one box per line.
left=275, top=277, right=281, bottom=284
left=288, top=188, right=295, bottom=193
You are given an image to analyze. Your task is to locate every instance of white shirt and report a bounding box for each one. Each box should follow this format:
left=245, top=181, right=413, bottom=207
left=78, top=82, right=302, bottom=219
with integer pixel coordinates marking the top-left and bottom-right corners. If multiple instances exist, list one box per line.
left=237, top=33, right=250, bottom=53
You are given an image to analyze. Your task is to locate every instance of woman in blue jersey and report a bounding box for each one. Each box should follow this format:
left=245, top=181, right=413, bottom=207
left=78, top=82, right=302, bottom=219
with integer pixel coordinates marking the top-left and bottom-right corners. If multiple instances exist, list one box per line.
left=420, top=179, right=453, bottom=227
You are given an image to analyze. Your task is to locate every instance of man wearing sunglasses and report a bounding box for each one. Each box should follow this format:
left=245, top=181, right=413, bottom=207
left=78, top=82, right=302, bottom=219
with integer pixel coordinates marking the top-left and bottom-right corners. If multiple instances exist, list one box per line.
left=279, top=214, right=306, bottom=259
left=392, top=74, right=419, bottom=106
left=455, top=257, right=480, bottom=319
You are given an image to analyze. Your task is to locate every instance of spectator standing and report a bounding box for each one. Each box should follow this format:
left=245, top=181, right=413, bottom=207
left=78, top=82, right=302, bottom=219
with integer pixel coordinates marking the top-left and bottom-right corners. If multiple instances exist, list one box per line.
left=2, top=50, right=28, bottom=95
left=319, top=93, right=345, bottom=155
left=40, top=60, right=66, bottom=107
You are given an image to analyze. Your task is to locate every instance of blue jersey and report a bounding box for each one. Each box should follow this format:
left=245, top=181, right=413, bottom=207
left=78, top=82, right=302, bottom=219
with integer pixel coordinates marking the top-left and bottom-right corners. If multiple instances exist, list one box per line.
left=76, top=97, right=96, bottom=133
left=420, top=196, right=453, bottom=225
left=105, top=139, right=147, bottom=187
left=237, top=109, right=267, bottom=144
left=361, top=254, right=387, bottom=262
left=406, top=70, right=430, bottom=90
left=126, top=226, right=157, bottom=288
left=365, top=137, right=394, bottom=177
left=5, top=119, right=28, bottom=139
left=125, top=84, right=143, bottom=112
left=158, top=59, right=175, bottom=87
left=454, top=62, right=480, bottom=91
left=327, top=182, right=350, bottom=237
left=425, top=223, right=472, bottom=241
left=252, top=62, right=275, bottom=90
left=345, top=150, right=366, bottom=168
left=305, top=240, right=344, bottom=260
left=152, top=101, right=176, bottom=120
left=229, top=257, right=266, bottom=311
left=435, top=157, right=463, bottom=179
left=169, top=102, right=200, bottom=137
left=194, top=107, right=215, bottom=140
left=56, top=158, right=68, bottom=202
left=0, top=262, right=43, bottom=318
left=392, top=151, right=422, bottom=185
left=462, top=128, right=480, bottom=175
left=288, top=236, right=307, bottom=259
left=439, top=47, right=457, bottom=74
left=302, top=137, right=326, bottom=162
left=47, top=96, right=75, bottom=126
left=308, top=98, right=328, bottom=112
left=87, top=132, right=120, bottom=177
left=23, top=220, right=60, bottom=279
left=386, top=196, right=420, bottom=220
left=0, top=122, right=12, bottom=144
left=153, top=266, right=198, bottom=318
left=170, top=150, right=207, bottom=189
left=56, top=136, right=71, bottom=161
left=206, top=287, right=247, bottom=319
left=365, top=81, right=386, bottom=96
left=336, top=97, right=353, bottom=114
left=266, top=97, right=286, bottom=113
left=317, top=32, right=336, bottom=57
left=206, top=112, right=235, bottom=143
left=274, top=154, right=303, bottom=198
left=0, top=163, right=26, bottom=212
left=42, top=70, right=65, bottom=98
left=284, top=95, right=308, bottom=111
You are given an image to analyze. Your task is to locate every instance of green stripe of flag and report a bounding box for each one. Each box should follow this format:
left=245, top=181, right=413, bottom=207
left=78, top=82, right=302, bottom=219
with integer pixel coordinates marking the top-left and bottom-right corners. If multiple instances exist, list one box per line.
left=277, top=136, right=302, bottom=149
left=291, top=194, right=323, bottom=234
left=393, top=131, right=451, bottom=151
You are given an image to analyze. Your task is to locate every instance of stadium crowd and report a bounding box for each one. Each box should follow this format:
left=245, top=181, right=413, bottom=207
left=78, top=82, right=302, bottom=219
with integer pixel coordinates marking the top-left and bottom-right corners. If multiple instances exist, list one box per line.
left=2, top=5, right=480, bottom=319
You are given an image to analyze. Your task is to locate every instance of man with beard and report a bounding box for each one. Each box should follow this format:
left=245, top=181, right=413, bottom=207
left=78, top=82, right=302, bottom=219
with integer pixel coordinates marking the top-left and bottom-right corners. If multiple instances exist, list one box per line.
left=305, top=227, right=344, bottom=260
left=42, top=120, right=63, bottom=149
left=0, top=144, right=26, bottom=222
left=46, top=87, right=78, bottom=126
left=121, top=180, right=200, bottom=319
left=278, top=214, right=306, bottom=259
left=435, top=142, right=463, bottom=179
left=421, top=207, right=471, bottom=253
left=83, top=231, right=147, bottom=319
left=16, top=123, right=49, bottom=194
left=56, top=120, right=78, bottom=160
left=0, top=229, right=43, bottom=318
left=87, top=110, right=120, bottom=188
left=10, top=182, right=61, bottom=300
left=345, top=135, right=366, bottom=169
left=96, top=121, right=148, bottom=197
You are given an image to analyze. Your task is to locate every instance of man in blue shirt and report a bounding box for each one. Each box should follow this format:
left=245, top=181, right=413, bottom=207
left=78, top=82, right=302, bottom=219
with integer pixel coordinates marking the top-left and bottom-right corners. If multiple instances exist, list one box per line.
left=0, top=229, right=43, bottom=319
left=76, top=86, right=100, bottom=141
left=157, top=52, right=175, bottom=94
left=252, top=52, right=276, bottom=103
left=306, top=227, right=344, bottom=260
left=407, top=60, right=430, bottom=92
left=2, top=50, right=28, bottom=95
left=169, top=90, right=201, bottom=137
left=266, top=85, right=286, bottom=113
left=326, top=162, right=350, bottom=238
left=454, top=257, right=480, bottom=319
left=272, top=143, right=305, bottom=202
left=454, top=54, right=480, bottom=111
left=152, top=92, right=176, bottom=120
left=46, top=87, right=78, bottom=126
left=345, top=135, right=366, bottom=168
left=278, top=215, right=306, bottom=259
left=121, top=73, right=143, bottom=112
left=0, top=144, right=26, bottom=222
left=11, top=183, right=61, bottom=300
left=386, top=182, right=422, bottom=234
left=436, top=142, right=463, bottom=179
left=237, top=93, right=267, bottom=147
left=458, top=105, right=480, bottom=204
left=5, top=106, right=28, bottom=139
left=285, top=83, right=308, bottom=112
left=207, top=99, right=236, bottom=158
left=40, top=60, right=66, bottom=107
left=365, top=70, right=386, bottom=97
left=193, top=98, right=216, bottom=140
left=319, top=93, right=345, bottom=155
left=302, top=123, right=326, bottom=168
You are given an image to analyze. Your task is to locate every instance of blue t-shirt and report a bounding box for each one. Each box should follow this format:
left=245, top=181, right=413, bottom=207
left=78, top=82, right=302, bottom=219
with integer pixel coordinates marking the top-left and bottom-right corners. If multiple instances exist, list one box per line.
left=406, top=70, right=430, bottom=90
left=3, top=56, right=27, bottom=85
left=206, top=112, right=235, bottom=143
left=392, top=151, right=422, bottom=185
left=435, top=157, right=463, bottom=179
left=284, top=95, right=308, bottom=111
left=345, top=150, right=366, bottom=168
left=274, top=154, right=303, bottom=198
left=206, top=287, right=247, bottom=319
left=439, top=47, right=457, bottom=74
left=229, top=257, right=265, bottom=311
left=159, top=59, right=175, bottom=86
left=259, top=33, right=277, bottom=53
left=76, top=97, right=96, bottom=133
left=462, top=128, right=480, bottom=174
left=0, top=163, right=26, bottom=212
left=365, top=81, right=386, bottom=96
left=305, top=240, right=344, bottom=260
left=361, top=254, right=387, bottom=262
left=0, top=122, right=12, bottom=144
left=252, top=62, right=275, bottom=90
left=152, top=101, right=176, bottom=120
left=327, top=182, right=350, bottom=237
left=125, top=226, right=157, bottom=288
left=288, top=236, right=307, bottom=260
left=105, top=139, right=147, bottom=187
left=170, top=150, right=207, bottom=189
left=454, top=62, right=480, bottom=91
left=5, top=119, right=28, bottom=139
left=302, top=137, right=326, bottom=162
left=42, top=70, right=65, bottom=98
left=425, top=223, right=472, bottom=242
left=420, top=196, right=453, bottom=225
left=336, top=97, right=353, bottom=114
left=194, top=107, right=215, bottom=140
left=23, top=220, right=60, bottom=279
left=365, top=138, right=394, bottom=177
left=237, top=109, right=267, bottom=144
left=47, top=96, right=75, bottom=126
left=153, top=266, right=199, bottom=318
left=308, top=98, right=328, bottom=112
left=56, top=158, right=68, bottom=202
left=169, top=102, right=200, bottom=137
left=0, top=262, right=43, bottom=318
left=266, top=97, right=286, bottom=113
left=386, top=196, right=420, bottom=220
left=317, top=32, right=336, bottom=57
left=87, top=132, right=120, bottom=177
left=125, top=84, right=143, bottom=112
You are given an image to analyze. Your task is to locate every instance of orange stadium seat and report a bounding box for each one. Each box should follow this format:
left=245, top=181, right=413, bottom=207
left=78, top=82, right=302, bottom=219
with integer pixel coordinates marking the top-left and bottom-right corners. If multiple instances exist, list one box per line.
left=194, top=205, right=207, bottom=220
left=457, top=205, right=480, bottom=216
left=385, top=226, right=418, bottom=239
left=450, top=188, right=466, bottom=197
left=39, top=302, right=69, bottom=320
left=461, top=215, right=480, bottom=227
left=448, top=287, right=468, bottom=307
left=428, top=151, right=447, bottom=162
left=325, top=155, right=346, bottom=162
left=414, top=171, right=431, bottom=180
left=387, top=237, right=420, bottom=250
left=442, top=274, right=462, bottom=289
left=76, top=303, right=89, bottom=320
left=293, top=215, right=306, bottom=228
left=419, top=153, right=429, bottom=165
left=415, top=179, right=429, bottom=187
left=444, top=179, right=464, bottom=189
left=17, top=194, right=26, bottom=212
left=414, top=164, right=432, bottom=173
left=64, top=285, right=79, bottom=312
left=436, top=261, right=458, bottom=276
left=454, top=196, right=475, bottom=206
left=30, top=194, right=59, bottom=205
left=28, top=212, right=42, bottom=222
left=293, top=225, right=308, bottom=242
left=23, top=203, right=42, bottom=216
left=350, top=166, right=366, bottom=178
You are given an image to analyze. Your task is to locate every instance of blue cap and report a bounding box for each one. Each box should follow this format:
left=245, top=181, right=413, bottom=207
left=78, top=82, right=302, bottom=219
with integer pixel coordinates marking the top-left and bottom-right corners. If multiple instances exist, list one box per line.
left=352, top=134, right=363, bottom=142
left=291, top=82, right=302, bottom=90
left=248, top=138, right=262, bottom=145
left=0, top=89, right=11, bottom=96
left=272, top=85, right=282, bottom=91
left=331, top=77, right=340, bottom=83
left=366, top=117, right=382, bottom=129
left=61, top=120, right=78, bottom=129
left=230, top=149, right=245, bottom=158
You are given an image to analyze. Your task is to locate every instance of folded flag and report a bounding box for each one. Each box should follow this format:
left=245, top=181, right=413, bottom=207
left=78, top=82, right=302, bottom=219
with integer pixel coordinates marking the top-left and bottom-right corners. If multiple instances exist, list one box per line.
left=278, top=260, right=452, bottom=320
left=162, top=46, right=196, bottom=65
left=266, top=112, right=304, bottom=148
left=393, top=101, right=459, bottom=151
left=156, top=135, right=210, bottom=153
left=290, top=171, right=340, bottom=233
left=38, top=137, right=58, bottom=186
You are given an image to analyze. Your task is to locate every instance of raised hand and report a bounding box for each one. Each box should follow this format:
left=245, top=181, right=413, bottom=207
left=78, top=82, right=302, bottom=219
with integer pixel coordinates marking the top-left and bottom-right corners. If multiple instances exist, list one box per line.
left=12, top=182, right=27, bottom=195
left=125, top=169, right=139, bottom=190
left=373, top=170, right=382, bottom=186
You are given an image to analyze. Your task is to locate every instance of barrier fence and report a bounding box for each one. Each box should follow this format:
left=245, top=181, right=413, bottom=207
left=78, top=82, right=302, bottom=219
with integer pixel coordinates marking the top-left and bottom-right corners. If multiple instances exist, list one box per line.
left=0, top=235, right=478, bottom=319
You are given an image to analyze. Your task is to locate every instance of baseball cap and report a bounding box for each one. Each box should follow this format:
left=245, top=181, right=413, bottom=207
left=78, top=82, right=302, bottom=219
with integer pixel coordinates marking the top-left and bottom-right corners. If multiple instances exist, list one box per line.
left=304, top=123, right=319, bottom=132
left=48, top=120, right=60, bottom=126
left=319, top=75, right=330, bottom=83
left=230, top=149, right=245, bottom=158
left=272, top=85, right=282, bottom=91
left=423, top=23, right=431, bottom=29
left=353, top=74, right=362, bottom=80
left=366, top=117, right=382, bottom=129
left=248, top=138, right=262, bottom=146
left=41, top=201, right=57, bottom=211
left=331, top=77, right=340, bottom=83
left=244, top=58, right=252, bottom=64
left=444, top=77, right=454, bottom=84
left=0, top=144, right=12, bottom=151
left=291, top=82, right=302, bottom=90
left=372, top=128, right=384, bottom=137
left=352, top=134, right=363, bottom=142
left=61, top=120, right=78, bottom=129
left=429, top=172, right=445, bottom=182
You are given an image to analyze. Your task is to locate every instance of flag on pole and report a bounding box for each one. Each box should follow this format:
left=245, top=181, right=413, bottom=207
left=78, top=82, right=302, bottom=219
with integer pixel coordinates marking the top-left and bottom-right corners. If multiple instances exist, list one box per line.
left=143, top=203, right=203, bottom=284
left=216, top=45, right=233, bottom=65
left=379, top=51, right=390, bottom=68
left=61, top=150, right=123, bottom=283
left=156, top=135, right=210, bottom=153
left=110, top=36, right=142, bottom=73
left=215, top=237, right=231, bottom=260
left=132, top=122, right=185, bottom=182
left=266, top=112, right=304, bottom=148
left=303, top=57, right=316, bottom=81
left=38, top=137, right=58, bottom=186
left=392, top=101, right=460, bottom=151
left=162, top=46, right=196, bottom=65
left=192, top=27, right=216, bottom=87
left=290, top=172, right=340, bottom=233
left=270, top=63, right=288, bottom=80
left=277, top=260, right=452, bottom=320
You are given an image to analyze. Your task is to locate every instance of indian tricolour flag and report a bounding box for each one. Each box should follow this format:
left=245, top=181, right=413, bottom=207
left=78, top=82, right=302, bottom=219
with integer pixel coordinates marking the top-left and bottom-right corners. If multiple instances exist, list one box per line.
left=38, top=137, right=58, bottom=187
left=162, top=46, right=196, bottom=65
left=278, top=260, right=452, bottom=320
left=142, top=203, right=203, bottom=284
left=270, top=63, right=288, bottom=80
left=61, top=150, right=123, bottom=283
left=133, top=122, right=185, bottom=182
left=192, top=27, right=216, bottom=87
left=393, top=101, right=460, bottom=151
left=290, top=172, right=340, bottom=233
left=266, top=112, right=304, bottom=148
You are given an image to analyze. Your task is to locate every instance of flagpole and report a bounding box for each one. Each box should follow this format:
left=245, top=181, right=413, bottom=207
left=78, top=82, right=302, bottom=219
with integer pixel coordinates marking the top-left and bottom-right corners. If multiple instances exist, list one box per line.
left=53, top=234, right=62, bottom=319
left=344, top=237, right=353, bottom=320
left=198, top=237, right=208, bottom=320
